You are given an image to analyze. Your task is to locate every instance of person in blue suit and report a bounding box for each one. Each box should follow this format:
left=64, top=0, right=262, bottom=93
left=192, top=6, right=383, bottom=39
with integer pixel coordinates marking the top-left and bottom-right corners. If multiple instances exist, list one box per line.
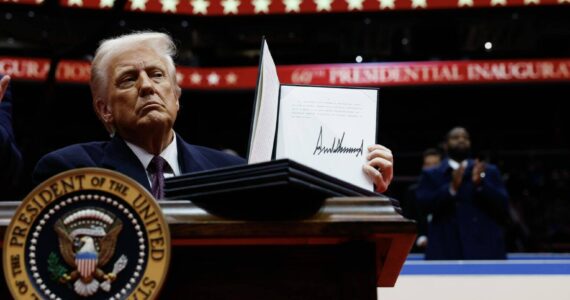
left=416, top=127, right=509, bottom=260
left=1, top=75, right=23, bottom=196
left=33, top=32, right=395, bottom=196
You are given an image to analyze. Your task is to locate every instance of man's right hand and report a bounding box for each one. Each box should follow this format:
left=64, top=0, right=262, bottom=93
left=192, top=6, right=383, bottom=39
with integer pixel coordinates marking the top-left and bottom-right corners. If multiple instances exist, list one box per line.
left=0, top=75, right=10, bottom=103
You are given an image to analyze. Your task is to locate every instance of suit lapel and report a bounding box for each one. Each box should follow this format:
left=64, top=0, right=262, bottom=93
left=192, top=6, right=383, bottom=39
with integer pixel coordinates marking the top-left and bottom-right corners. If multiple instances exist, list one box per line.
left=441, top=158, right=453, bottom=177
left=176, top=134, right=203, bottom=174
left=101, top=135, right=151, bottom=191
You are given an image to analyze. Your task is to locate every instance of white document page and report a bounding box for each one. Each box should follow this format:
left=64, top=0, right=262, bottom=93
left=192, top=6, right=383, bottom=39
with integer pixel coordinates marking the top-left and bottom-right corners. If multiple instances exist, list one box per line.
left=248, top=40, right=281, bottom=164
left=276, top=86, right=378, bottom=190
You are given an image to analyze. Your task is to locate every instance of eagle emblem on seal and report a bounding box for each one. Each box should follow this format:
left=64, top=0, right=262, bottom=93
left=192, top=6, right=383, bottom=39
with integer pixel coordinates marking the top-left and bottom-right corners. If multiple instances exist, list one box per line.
left=53, top=208, right=128, bottom=297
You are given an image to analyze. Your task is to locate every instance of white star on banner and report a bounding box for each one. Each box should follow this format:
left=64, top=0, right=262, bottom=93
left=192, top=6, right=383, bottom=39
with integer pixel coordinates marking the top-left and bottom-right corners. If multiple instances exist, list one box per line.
left=226, top=73, right=238, bottom=84
left=67, top=0, right=83, bottom=6
left=283, top=0, right=302, bottom=12
left=130, top=0, right=148, bottom=10
left=176, top=72, right=184, bottom=84
left=523, top=0, right=539, bottom=4
left=161, top=0, right=179, bottom=11
left=190, top=72, right=202, bottom=84
left=558, top=0, right=570, bottom=3
left=100, top=0, right=114, bottom=7
left=314, top=0, right=332, bottom=11
left=252, top=0, right=271, bottom=13
left=458, top=0, right=473, bottom=6
left=411, top=0, right=426, bottom=8
left=346, top=0, right=364, bottom=10
left=490, top=0, right=506, bottom=6
left=207, top=73, right=220, bottom=85
left=378, top=0, right=395, bottom=9
left=36, top=0, right=44, bottom=3
left=221, top=0, right=240, bottom=14
left=191, top=0, right=210, bottom=14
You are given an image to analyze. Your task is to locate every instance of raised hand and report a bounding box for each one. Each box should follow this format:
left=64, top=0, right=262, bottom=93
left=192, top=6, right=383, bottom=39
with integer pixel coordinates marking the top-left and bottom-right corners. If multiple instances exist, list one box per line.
left=471, top=159, right=487, bottom=186
left=363, top=144, right=394, bottom=193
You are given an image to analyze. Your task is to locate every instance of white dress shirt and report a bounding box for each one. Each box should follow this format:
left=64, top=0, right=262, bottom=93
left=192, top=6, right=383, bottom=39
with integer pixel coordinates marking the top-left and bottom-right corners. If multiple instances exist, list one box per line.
left=448, top=158, right=468, bottom=196
left=125, top=135, right=181, bottom=188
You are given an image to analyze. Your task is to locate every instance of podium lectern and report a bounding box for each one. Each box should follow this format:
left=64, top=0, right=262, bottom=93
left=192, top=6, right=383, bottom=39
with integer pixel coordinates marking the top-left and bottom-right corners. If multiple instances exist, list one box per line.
left=1, top=196, right=415, bottom=300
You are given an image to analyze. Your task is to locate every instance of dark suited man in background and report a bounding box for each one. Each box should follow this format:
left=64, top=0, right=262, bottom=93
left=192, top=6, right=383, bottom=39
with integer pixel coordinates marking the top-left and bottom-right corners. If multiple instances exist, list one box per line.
left=0, top=75, right=23, bottom=197
left=33, top=32, right=395, bottom=198
left=416, top=127, right=509, bottom=259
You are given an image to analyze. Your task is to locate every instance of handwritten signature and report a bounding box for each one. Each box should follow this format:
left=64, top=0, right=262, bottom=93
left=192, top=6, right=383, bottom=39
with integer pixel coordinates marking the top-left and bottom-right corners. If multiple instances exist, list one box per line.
left=313, top=126, right=364, bottom=157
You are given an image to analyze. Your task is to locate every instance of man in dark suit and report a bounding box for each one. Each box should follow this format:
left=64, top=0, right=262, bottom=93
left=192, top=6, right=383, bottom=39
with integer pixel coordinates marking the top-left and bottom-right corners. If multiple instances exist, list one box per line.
left=32, top=33, right=244, bottom=197
left=33, top=32, right=395, bottom=198
left=1, top=75, right=23, bottom=196
left=416, top=127, right=509, bottom=259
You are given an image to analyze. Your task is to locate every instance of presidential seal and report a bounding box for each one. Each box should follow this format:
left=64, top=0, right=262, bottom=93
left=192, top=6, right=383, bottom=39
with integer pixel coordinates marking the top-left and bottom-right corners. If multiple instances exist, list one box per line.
left=3, top=168, right=171, bottom=300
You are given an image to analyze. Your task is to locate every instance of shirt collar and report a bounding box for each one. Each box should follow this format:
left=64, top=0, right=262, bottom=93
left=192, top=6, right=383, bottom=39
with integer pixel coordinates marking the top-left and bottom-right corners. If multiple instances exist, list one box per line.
left=448, top=158, right=468, bottom=170
left=125, top=133, right=180, bottom=176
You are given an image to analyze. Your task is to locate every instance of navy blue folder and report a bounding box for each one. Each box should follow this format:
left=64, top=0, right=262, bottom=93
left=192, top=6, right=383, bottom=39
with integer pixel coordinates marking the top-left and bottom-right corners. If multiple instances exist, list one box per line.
left=165, top=159, right=398, bottom=220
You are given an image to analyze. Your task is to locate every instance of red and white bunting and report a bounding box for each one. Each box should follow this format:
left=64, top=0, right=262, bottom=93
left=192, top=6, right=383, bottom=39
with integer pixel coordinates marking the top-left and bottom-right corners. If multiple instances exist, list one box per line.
left=56, top=0, right=570, bottom=15
left=123, top=0, right=570, bottom=15
left=60, top=0, right=116, bottom=9
left=2, top=0, right=569, bottom=12
left=1, top=57, right=569, bottom=88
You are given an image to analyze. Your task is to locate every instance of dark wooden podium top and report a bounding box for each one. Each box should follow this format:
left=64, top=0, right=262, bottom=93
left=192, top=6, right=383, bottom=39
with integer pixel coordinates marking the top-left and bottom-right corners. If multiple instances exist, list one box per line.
left=0, top=196, right=416, bottom=288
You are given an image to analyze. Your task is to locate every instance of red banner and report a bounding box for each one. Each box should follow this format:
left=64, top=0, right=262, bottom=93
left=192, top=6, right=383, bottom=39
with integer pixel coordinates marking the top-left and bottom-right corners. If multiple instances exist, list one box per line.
left=0, top=0, right=44, bottom=5
left=1, top=57, right=569, bottom=88
left=0, top=57, right=51, bottom=80
left=281, top=60, right=570, bottom=86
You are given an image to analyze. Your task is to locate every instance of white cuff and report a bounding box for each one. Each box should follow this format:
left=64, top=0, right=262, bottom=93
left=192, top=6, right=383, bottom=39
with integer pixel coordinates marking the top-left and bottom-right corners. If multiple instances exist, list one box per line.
left=449, top=185, right=457, bottom=196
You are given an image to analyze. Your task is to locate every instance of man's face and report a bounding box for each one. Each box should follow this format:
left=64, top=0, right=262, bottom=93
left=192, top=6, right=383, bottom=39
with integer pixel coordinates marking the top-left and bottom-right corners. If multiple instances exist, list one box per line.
left=447, top=127, right=471, bottom=152
left=423, top=154, right=441, bottom=169
left=445, top=127, right=471, bottom=161
left=100, top=47, right=179, bottom=139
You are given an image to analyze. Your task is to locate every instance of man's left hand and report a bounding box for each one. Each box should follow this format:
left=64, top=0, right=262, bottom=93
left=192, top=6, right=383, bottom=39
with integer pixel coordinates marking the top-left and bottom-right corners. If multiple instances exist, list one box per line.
left=363, top=144, right=394, bottom=193
left=472, top=159, right=487, bottom=186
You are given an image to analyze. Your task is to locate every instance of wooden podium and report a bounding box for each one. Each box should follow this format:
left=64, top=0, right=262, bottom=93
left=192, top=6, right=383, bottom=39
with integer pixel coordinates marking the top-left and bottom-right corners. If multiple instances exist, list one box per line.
left=0, top=196, right=415, bottom=300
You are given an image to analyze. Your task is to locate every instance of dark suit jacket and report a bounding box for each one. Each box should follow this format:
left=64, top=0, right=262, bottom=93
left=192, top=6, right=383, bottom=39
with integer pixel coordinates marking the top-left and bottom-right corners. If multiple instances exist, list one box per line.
left=0, top=75, right=23, bottom=192
left=32, top=134, right=246, bottom=192
left=415, top=158, right=509, bottom=260
left=403, top=182, right=429, bottom=252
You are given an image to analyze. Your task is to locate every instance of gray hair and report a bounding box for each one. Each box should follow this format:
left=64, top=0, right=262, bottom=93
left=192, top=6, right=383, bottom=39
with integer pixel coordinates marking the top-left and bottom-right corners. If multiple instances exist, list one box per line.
left=90, top=32, right=181, bottom=117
